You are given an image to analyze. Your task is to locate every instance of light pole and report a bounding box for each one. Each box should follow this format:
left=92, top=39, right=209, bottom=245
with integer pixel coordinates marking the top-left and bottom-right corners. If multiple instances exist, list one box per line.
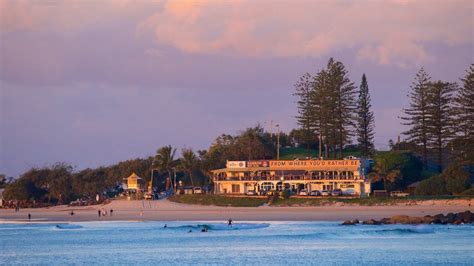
left=276, top=124, right=280, bottom=160
left=280, top=176, right=285, bottom=192
left=178, top=180, right=183, bottom=194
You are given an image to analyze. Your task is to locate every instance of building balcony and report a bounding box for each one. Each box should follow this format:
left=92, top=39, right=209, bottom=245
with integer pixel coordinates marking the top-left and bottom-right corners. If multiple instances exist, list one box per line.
left=212, top=175, right=364, bottom=182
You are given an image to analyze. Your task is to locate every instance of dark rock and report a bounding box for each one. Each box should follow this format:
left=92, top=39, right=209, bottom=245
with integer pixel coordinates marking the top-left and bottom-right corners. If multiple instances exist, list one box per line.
left=445, top=213, right=455, bottom=224
left=363, top=219, right=381, bottom=225
left=457, top=211, right=473, bottom=223
left=341, top=219, right=359, bottom=225
left=389, top=215, right=426, bottom=224
left=453, top=219, right=463, bottom=225
left=380, top=218, right=391, bottom=224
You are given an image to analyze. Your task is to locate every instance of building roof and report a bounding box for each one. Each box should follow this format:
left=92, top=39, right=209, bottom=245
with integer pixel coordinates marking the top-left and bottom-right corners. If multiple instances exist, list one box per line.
left=126, top=172, right=142, bottom=180
left=407, top=181, right=421, bottom=188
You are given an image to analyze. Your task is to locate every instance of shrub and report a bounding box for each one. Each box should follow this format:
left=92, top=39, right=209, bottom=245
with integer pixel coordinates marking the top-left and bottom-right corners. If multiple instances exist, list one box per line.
left=415, top=175, right=448, bottom=196
left=460, top=188, right=474, bottom=196
left=443, top=163, right=472, bottom=194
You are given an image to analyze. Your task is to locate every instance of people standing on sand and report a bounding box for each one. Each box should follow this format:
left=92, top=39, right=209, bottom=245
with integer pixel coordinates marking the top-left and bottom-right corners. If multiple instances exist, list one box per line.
left=98, top=210, right=101, bottom=217
left=110, top=209, right=113, bottom=216
left=28, top=213, right=31, bottom=221
left=70, top=211, right=74, bottom=216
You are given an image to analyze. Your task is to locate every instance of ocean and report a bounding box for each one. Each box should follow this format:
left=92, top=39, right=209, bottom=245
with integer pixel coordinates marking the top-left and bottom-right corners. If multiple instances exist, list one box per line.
left=0, top=221, right=473, bottom=265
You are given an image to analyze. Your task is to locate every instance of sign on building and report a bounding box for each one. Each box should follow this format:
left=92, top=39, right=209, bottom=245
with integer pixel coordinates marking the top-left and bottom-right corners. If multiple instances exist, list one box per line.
left=247, top=161, right=270, bottom=168
left=226, top=161, right=247, bottom=168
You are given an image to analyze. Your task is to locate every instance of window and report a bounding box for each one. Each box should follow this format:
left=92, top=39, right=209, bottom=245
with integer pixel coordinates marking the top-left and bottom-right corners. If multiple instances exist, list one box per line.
left=232, top=184, right=240, bottom=193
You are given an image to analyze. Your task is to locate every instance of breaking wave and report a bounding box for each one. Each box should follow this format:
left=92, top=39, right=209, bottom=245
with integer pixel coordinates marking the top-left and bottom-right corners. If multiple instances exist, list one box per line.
left=165, top=223, right=270, bottom=231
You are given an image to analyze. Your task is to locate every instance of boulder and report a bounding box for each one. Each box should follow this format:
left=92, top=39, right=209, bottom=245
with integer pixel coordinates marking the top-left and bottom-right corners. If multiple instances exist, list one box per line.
left=341, top=219, right=359, bottom=225
left=389, top=215, right=426, bottom=224
left=445, top=213, right=455, bottom=224
left=363, top=219, right=381, bottom=225
left=457, top=211, right=473, bottom=223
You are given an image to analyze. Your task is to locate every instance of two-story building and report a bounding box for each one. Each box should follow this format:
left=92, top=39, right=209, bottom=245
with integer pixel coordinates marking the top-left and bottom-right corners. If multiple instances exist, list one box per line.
left=211, top=159, right=371, bottom=197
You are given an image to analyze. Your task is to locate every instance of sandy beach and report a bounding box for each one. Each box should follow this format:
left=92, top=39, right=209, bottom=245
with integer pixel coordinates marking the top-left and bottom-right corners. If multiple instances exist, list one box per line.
left=1, top=199, right=473, bottom=222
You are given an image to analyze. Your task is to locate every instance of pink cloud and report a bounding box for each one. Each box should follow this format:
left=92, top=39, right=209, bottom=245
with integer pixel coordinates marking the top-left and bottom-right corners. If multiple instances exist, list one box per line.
left=138, top=0, right=472, bottom=67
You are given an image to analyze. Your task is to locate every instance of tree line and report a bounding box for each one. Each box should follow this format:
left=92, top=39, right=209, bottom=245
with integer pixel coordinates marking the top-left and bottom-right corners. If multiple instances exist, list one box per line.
left=401, top=66, right=474, bottom=171
left=1, top=61, right=472, bottom=203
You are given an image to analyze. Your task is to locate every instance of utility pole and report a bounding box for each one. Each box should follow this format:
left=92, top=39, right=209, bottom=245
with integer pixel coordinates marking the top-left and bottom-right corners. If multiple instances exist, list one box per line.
left=397, top=135, right=400, bottom=151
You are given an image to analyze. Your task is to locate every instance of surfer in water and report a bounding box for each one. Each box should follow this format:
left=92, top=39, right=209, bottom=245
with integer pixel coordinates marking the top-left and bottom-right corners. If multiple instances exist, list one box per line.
left=164, top=224, right=167, bottom=228
left=228, top=219, right=233, bottom=226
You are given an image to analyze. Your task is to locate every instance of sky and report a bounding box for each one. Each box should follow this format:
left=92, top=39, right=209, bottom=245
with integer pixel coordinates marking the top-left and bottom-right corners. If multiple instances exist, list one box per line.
left=1, top=0, right=473, bottom=177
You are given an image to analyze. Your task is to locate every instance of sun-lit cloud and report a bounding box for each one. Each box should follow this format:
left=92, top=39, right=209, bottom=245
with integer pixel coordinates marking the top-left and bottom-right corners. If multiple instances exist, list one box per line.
left=138, top=0, right=472, bottom=67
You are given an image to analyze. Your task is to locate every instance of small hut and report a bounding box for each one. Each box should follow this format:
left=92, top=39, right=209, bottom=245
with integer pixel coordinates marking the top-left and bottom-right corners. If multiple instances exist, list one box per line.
left=126, top=173, right=145, bottom=192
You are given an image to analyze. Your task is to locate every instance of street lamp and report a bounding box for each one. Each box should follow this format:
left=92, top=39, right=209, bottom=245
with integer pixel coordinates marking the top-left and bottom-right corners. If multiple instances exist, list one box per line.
left=178, top=180, right=183, bottom=195
left=280, top=176, right=285, bottom=191
left=276, top=124, right=280, bottom=160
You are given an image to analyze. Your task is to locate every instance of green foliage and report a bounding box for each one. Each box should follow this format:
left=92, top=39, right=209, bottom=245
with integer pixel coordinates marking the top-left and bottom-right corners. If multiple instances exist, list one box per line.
left=169, top=194, right=266, bottom=207
left=155, top=145, right=177, bottom=191
left=281, top=189, right=291, bottom=199
left=460, top=187, right=474, bottom=195
left=443, top=163, right=471, bottom=194
left=415, top=175, right=448, bottom=196
left=415, top=163, right=472, bottom=195
left=373, top=151, right=424, bottom=191
left=0, top=174, right=7, bottom=189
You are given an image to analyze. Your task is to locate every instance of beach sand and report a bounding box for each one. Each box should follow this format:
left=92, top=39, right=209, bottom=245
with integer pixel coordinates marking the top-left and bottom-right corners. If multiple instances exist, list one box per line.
left=0, top=199, right=472, bottom=222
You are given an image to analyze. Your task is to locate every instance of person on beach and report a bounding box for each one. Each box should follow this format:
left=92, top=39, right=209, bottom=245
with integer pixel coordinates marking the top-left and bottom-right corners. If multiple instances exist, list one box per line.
left=110, top=209, right=113, bottom=216
left=98, top=210, right=101, bottom=217
left=228, top=219, right=232, bottom=226
left=70, top=211, right=74, bottom=216
left=28, top=213, right=31, bottom=221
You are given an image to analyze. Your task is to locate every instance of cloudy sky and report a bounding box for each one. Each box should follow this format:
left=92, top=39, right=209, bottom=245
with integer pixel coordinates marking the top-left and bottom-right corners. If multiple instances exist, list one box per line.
left=1, top=0, right=473, bottom=176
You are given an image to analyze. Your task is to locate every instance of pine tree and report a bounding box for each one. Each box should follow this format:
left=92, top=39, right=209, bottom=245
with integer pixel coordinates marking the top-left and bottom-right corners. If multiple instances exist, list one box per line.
left=326, top=58, right=357, bottom=159
left=454, top=64, right=474, bottom=161
left=356, top=74, right=375, bottom=157
left=426, top=81, right=456, bottom=172
left=402, top=68, right=431, bottom=168
left=294, top=73, right=315, bottom=155
left=312, top=68, right=333, bottom=157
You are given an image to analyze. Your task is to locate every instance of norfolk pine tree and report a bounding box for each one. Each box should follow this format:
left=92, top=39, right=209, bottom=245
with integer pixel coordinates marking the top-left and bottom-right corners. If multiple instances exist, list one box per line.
left=455, top=65, right=474, bottom=161
left=402, top=68, right=431, bottom=168
left=356, top=74, right=375, bottom=157
left=294, top=72, right=316, bottom=156
left=426, top=81, right=456, bottom=172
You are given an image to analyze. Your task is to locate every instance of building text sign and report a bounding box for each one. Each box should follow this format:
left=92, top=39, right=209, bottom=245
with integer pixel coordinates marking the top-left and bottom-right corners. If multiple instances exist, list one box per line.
left=226, top=161, right=247, bottom=168
left=268, top=160, right=360, bottom=170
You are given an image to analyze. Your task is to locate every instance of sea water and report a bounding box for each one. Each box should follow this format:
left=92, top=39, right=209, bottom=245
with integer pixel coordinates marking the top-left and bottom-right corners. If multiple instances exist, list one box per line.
left=0, top=221, right=473, bottom=265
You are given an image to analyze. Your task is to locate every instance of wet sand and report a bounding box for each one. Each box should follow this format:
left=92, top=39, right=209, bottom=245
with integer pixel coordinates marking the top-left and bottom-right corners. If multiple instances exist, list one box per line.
left=1, top=199, right=472, bottom=222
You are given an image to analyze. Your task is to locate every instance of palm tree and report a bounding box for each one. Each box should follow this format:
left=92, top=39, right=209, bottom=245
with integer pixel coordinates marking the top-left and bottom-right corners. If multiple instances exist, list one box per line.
left=154, top=145, right=177, bottom=192
left=179, top=148, right=198, bottom=188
